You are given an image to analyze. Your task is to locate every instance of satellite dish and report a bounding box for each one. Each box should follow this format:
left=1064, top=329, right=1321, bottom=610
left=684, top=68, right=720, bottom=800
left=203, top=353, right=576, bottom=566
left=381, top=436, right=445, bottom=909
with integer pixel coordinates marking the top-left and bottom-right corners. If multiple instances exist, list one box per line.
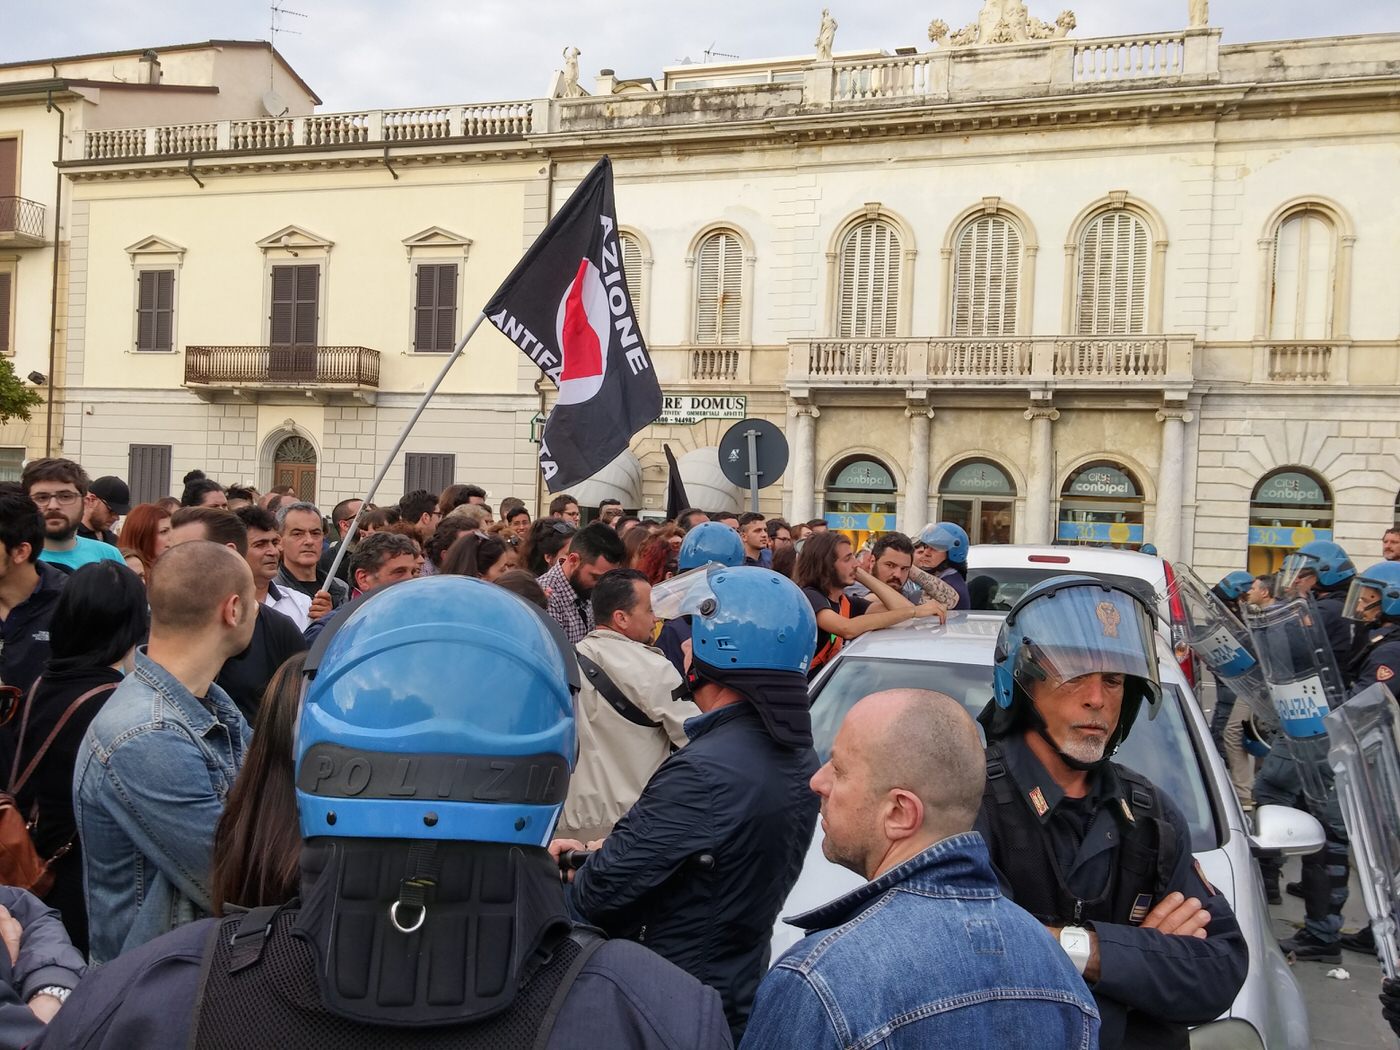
left=261, top=90, right=289, bottom=117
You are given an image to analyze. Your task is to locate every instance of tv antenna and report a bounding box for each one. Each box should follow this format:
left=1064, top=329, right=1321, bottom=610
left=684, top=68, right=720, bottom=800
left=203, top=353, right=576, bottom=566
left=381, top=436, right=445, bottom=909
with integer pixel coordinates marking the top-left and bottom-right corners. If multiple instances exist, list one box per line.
left=268, top=2, right=307, bottom=89
left=703, top=42, right=739, bottom=63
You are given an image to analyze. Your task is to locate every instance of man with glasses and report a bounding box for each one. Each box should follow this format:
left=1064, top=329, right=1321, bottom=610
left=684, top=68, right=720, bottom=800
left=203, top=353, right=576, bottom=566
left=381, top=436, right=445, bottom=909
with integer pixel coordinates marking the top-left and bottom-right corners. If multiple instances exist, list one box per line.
left=275, top=501, right=348, bottom=618
left=78, top=476, right=129, bottom=547
left=316, top=498, right=364, bottom=589
left=21, top=459, right=127, bottom=573
left=549, top=493, right=582, bottom=526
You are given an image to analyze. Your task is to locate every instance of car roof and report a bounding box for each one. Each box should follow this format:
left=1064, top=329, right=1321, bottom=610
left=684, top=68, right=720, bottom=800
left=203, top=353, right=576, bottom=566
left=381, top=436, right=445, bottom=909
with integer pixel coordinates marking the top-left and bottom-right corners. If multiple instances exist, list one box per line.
left=967, top=544, right=1165, bottom=575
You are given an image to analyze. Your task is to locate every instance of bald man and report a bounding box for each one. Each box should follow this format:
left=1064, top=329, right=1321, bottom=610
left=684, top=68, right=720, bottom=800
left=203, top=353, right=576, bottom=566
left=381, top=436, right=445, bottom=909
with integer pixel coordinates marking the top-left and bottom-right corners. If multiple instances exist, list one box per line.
left=742, top=690, right=1100, bottom=1049
left=73, top=541, right=258, bottom=963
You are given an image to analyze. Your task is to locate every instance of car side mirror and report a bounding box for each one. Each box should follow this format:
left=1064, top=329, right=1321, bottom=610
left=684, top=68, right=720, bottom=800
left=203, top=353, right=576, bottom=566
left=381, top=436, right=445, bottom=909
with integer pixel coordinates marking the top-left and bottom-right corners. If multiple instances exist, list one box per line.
left=1249, top=804, right=1324, bottom=857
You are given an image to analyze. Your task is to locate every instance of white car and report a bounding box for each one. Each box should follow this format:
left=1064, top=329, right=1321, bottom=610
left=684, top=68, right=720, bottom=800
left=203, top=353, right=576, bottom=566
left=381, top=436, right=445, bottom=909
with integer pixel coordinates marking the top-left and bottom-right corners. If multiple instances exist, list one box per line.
left=772, top=612, right=1322, bottom=1050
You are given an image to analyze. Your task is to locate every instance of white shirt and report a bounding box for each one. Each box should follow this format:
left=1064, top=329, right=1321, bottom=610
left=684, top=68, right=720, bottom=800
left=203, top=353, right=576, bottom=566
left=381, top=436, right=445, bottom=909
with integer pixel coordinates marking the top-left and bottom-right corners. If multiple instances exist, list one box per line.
left=264, top=580, right=312, bottom=632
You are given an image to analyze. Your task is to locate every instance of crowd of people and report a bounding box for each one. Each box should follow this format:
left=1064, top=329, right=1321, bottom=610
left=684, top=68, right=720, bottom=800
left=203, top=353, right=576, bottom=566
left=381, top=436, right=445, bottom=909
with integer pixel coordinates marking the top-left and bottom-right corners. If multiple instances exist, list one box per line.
left=0, top=457, right=1393, bottom=1047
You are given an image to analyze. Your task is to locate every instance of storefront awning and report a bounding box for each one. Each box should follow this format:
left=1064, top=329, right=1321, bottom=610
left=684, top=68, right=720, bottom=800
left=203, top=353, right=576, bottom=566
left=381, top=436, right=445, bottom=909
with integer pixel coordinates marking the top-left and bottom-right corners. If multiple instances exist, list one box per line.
left=571, top=451, right=643, bottom=510
left=678, top=446, right=743, bottom=514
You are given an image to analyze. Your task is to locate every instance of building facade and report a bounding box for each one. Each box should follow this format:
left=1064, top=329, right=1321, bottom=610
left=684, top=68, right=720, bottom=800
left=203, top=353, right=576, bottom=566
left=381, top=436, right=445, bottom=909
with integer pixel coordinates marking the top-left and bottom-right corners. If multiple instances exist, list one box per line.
left=53, top=6, right=1400, bottom=575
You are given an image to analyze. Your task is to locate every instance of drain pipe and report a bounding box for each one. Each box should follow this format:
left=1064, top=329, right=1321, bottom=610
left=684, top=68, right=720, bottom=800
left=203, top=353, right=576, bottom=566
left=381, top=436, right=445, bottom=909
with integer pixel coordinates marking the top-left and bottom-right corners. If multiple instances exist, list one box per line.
left=43, top=87, right=64, bottom=457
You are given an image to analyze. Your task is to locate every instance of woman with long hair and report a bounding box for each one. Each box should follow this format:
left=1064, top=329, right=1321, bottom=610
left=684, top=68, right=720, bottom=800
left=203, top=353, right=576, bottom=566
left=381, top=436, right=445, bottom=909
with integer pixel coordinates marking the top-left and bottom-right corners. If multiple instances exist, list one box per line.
left=209, top=652, right=307, bottom=914
left=13, top=562, right=149, bottom=953
left=440, top=533, right=518, bottom=581
left=633, top=533, right=678, bottom=584
left=523, top=518, right=574, bottom=576
left=119, top=502, right=172, bottom=573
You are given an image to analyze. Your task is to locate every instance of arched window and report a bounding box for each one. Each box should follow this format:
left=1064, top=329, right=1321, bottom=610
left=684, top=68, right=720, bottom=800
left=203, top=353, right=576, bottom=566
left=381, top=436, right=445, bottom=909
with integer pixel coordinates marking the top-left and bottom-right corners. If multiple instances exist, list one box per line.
left=939, top=459, right=1016, bottom=545
left=1076, top=211, right=1149, bottom=335
left=1058, top=462, right=1144, bottom=549
left=836, top=220, right=901, bottom=338
left=619, top=231, right=645, bottom=327
left=951, top=215, right=1021, bottom=337
left=824, top=456, right=898, bottom=547
left=1269, top=211, right=1335, bottom=340
left=694, top=230, right=743, bottom=344
left=1248, top=469, right=1333, bottom=575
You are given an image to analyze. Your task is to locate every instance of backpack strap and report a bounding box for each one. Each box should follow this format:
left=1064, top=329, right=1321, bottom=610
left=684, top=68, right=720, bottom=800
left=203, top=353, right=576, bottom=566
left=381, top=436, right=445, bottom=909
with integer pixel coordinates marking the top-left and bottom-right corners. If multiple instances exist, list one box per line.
left=530, top=930, right=607, bottom=1050
left=1115, top=766, right=1177, bottom=898
left=9, top=681, right=118, bottom=796
left=576, top=652, right=661, bottom=730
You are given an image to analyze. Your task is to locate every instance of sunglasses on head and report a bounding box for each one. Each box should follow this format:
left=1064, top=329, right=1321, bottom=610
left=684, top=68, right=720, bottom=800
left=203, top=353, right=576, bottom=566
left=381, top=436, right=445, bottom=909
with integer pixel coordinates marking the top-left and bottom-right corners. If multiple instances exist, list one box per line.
left=549, top=521, right=576, bottom=536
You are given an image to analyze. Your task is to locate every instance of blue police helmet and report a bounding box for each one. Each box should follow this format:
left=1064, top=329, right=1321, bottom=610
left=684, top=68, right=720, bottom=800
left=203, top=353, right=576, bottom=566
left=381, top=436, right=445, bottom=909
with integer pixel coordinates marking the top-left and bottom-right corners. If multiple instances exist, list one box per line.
left=916, top=522, right=970, bottom=564
left=689, top=565, right=817, bottom=676
left=678, top=520, right=746, bottom=572
left=1139, top=543, right=1158, bottom=557
left=1344, top=561, right=1400, bottom=621
left=991, top=575, right=1162, bottom=748
left=1279, top=539, right=1355, bottom=591
left=1215, top=571, right=1255, bottom=601
left=296, top=576, right=577, bottom=846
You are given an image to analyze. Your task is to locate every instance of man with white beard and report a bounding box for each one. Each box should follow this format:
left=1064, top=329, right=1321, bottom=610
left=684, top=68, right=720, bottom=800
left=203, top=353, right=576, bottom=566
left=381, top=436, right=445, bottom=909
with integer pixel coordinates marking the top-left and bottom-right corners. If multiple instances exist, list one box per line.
left=973, top=577, right=1247, bottom=1050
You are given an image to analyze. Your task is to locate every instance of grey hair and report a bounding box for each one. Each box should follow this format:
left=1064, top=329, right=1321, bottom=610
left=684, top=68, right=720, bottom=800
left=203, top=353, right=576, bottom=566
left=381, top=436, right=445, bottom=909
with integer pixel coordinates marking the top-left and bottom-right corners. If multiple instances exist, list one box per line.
left=275, top=500, right=322, bottom=530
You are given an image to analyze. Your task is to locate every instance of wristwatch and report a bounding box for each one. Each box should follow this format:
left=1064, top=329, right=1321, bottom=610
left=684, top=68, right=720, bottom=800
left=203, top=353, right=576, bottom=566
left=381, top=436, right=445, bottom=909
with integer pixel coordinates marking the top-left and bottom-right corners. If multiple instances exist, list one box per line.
left=30, top=985, right=71, bottom=1004
left=1059, top=925, right=1092, bottom=975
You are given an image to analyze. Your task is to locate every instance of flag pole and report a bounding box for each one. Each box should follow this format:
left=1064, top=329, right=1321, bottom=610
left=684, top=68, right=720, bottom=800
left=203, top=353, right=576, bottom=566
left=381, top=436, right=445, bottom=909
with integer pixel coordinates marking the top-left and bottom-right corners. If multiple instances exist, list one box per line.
left=322, top=311, right=489, bottom=587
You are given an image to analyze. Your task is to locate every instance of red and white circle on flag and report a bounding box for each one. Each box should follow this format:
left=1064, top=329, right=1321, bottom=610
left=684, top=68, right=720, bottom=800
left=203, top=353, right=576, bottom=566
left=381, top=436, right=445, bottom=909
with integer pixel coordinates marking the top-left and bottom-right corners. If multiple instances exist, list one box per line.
left=554, top=258, right=610, bottom=406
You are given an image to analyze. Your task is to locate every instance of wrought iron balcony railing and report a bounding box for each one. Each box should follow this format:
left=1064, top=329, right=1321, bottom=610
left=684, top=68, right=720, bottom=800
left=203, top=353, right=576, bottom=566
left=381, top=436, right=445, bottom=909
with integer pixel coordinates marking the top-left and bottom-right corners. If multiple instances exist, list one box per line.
left=184, top=345, right=380, bottom=388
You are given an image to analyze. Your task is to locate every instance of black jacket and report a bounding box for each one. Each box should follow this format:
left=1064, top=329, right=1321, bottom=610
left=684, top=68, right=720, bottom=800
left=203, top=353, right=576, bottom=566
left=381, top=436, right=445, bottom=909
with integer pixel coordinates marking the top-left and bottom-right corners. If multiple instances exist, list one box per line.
left=0, top=563, right=66, bottom=694
left=571, top=702, right=819, bottom=1042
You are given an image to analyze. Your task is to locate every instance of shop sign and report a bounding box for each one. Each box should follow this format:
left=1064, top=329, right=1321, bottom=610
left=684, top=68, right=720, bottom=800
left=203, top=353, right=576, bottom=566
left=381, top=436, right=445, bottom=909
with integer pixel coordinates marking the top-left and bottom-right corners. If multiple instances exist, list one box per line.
left=1247, top=525, right=1334, bottom=549
left=1254, top=472, right=1327, bottom=507
left=1056, top=520, right=1145, bottom=544
left=944, top=461, right=1014, bottom=496
left=831, top=460, right=895, bottom=492
left=826, top=512, right=897, bottom=533
left=1066, top=466, right=1138, bottom=499
left=659, top=394, right=747, bottom=425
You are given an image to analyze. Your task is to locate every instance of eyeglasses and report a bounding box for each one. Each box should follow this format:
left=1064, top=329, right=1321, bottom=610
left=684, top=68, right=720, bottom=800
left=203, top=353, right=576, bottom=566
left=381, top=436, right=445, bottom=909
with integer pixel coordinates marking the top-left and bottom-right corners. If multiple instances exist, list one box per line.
left=31, top=491, right=81, bottom=507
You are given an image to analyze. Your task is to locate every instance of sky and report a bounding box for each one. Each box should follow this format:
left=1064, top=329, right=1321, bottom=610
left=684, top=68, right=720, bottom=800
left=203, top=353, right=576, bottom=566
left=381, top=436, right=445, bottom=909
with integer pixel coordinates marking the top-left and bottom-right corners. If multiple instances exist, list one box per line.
left=2, top=0, right=1395, bottom=111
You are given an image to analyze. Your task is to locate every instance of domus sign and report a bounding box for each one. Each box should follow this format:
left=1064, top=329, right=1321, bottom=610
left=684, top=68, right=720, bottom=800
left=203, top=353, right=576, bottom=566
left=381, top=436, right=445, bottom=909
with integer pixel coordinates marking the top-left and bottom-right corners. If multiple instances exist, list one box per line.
left=659, top=394, right=747, bottom=425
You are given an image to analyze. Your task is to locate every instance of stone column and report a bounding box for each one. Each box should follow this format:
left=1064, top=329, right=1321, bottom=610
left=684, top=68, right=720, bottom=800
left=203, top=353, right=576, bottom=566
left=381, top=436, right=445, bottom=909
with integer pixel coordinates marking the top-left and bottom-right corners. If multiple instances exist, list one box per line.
left=1154, top=405, right=1193, bottom=561
left=792, top=405, right=819, bottom=524
left=902, top=406, right=933, bottom=530
left=1023, top=402, right=1059, bottom=544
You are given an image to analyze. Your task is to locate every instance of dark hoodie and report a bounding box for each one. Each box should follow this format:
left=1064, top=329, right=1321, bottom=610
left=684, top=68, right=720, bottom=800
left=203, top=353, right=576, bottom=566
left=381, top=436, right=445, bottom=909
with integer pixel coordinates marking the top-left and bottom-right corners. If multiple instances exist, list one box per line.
left=0, top=561, right=66, bottom=695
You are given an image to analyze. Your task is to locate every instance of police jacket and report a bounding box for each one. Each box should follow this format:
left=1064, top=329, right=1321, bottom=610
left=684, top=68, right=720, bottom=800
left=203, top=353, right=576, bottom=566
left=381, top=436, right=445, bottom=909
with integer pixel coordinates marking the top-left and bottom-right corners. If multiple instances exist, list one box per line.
left=974, top=735, right=1248, bottom=1050
left=1347, top=620, right=1400, bottom=695
left=571, top=702, right=820, bottom=1042
left=28, top=915, right=732, bottom=1050
left=1312, top=588, right=1355, bottom=671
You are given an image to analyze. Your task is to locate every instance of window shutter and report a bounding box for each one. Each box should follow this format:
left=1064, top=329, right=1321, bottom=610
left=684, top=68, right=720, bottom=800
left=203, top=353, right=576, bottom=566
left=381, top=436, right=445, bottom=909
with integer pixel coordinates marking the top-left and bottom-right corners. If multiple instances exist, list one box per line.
left=270, top=265, right=296, bottom=346
left=127, top=444, right=173, bottom=505
left=137, top=270, right=176, bottom=352
left=620, top=233, right=644, bottom=331
left=434, top=264, right=457, bottom=351
left=695, top=231, right=742, bottom=345
left=405, top=452, right=455, bottom=494
left=0, top=272, right=10, bottom=355
left=413, top=263, right=458, bottom=352
left=1076, top=212, right=1148, bottom=335
left=154, top=270, right=175, bottom=351
left=952, top=216, right=1020, bottom=337
left=0, top=139, right=15, bottom=199
left=837, top=220, right=901, bottom=338
left=293, top=264, right=318, bottom=346
left=1270, top=213, right=1334, bottom=341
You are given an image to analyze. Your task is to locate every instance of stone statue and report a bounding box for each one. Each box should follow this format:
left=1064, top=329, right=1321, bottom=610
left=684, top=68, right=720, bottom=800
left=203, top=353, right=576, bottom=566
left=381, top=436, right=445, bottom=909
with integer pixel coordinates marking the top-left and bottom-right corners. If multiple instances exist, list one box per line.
left=927, top=18, right=950, bottom=45
left=934, top=0, right=1077, bottom=48
left=559, top=46, right=584, bottom=98
left=815, top=8, right=838, bottom=61
left=1188, top=0, right=1208, bottom=28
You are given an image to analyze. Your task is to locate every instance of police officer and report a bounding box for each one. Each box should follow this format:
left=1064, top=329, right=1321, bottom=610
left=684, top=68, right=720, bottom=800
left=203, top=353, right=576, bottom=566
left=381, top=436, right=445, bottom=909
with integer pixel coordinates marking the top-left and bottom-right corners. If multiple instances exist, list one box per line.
left=975, top=577, right=1247, bottom=1050
left=913, top=522, right=971, bottom=610
left=1278, top=539, right=1357, bottom=666
left=656, top=521, right=746, bottom=677
left=553, top=566, right=820, bottom=1044
left=33, top=577, right=732, bottom=1049
left=1205, top=571, right=1258, bottom=804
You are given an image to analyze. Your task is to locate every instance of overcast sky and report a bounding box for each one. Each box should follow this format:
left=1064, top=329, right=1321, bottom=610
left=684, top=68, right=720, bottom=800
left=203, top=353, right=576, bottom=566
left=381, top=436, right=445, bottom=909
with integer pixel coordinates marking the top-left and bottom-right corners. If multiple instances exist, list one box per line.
left=3, top=0, right=1395, bottom=110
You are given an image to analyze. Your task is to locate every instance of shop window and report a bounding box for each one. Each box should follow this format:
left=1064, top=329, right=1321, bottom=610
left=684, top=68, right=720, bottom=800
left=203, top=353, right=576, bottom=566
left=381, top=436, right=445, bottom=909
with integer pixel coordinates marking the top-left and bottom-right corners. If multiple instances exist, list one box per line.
left=1058, top=462, right=1144, bottom=549
left=1247, top=469, right=1333, bottom=575
left=939, top=459, right=1015, bottom=544
left=824, top=457, right=897, bottom=548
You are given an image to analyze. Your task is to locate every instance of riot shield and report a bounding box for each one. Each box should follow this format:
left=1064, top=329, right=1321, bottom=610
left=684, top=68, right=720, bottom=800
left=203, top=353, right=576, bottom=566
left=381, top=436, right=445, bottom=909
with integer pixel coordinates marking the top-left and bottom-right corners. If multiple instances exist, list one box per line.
left=1326, top=684, right=1400, bottom=978
left=1168, top=566, right=1277, bottom=738
left=1246, top=597, right=1348, bottom=804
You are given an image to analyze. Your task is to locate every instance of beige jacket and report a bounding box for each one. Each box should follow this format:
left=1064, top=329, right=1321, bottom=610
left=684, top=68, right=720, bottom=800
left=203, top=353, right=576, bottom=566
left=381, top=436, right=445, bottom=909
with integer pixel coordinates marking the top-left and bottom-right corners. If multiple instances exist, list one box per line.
left=559, top=628, right=698, bottom=842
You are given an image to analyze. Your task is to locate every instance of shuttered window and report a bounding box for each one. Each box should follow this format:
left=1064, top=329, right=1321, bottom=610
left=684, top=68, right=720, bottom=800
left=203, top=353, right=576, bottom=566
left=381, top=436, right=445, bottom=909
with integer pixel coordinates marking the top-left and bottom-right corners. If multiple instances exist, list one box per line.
left=405, top=452, right=455, bottom=495
left=0, top=448, right=21, bottom=483
left=128, top=444, right=172, bottom=505
left=694, top=231, right=742, bottom=344
left=620, top=233, right=644, bottom=326
left=0, top=271, right=11, bottom=355
left=135, top=269, right=175, bottom=351
left=1077, top=212, right=1149, bottom=335
left=269, top=264, right=319, bottom=347
left=951, top=216, right=1021, bottom=337
left=1270, top=213, right=1334, bottom=340
left=413, top=263, right=458, bottom=352
left=837, top=220, right=901, bottom=338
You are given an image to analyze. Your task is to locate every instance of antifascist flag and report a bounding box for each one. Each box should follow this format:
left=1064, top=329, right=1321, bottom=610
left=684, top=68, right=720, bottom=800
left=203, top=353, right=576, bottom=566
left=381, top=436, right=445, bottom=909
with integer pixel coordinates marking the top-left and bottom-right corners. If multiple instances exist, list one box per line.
left=485, top=157, right=661, bottom=493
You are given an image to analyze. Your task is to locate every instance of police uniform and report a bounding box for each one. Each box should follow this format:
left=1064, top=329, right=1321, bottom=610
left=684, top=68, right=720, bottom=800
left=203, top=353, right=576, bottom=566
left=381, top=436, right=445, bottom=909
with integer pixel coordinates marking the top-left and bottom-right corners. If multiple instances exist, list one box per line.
left=1347, top=620, right=1400, bottom=694
left=975, top=734, right=1247, bottom=1050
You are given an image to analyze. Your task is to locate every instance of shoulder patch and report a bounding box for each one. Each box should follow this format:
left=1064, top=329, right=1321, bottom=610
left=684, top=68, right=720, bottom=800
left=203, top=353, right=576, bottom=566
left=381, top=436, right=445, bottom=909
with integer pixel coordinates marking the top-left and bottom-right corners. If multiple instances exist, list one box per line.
left=1377, top=665, right=1394, bottom=682
left=1193, top=859, right=1217, bottom=897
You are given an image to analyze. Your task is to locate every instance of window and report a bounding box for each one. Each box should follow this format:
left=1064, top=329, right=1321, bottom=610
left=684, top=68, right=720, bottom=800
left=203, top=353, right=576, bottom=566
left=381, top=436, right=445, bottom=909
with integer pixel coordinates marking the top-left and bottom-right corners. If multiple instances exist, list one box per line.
left=1248, top=469, right=1333, bottom=576
left=694, top=230, right=742, bottom=344
left=823, top=456, right=898, bottom=547
left=269, top=264, right=319, bottom=347
left=0, top=269, right=12, bottom=355
left=1270, top=212, right=1334, bottom=340
left=0, top=447, right=21, bottom=483
left=1057, top=462, right=1145, bottom=550
left=951, top=215, right=1021, bottom=337
left=837, top=220, right=901, bottom=338
left=413, top=263, right=458, bottom=352
left=135, top=269, right=175, bottom=352
left=405, top=452, right=455, bottom=495
left=0, top=138, right=16, bottom=201
left=128, top=444, right=172, bottom=505
left=1077, top=211, right=1149, bottom=335
left=620, top=232, right=644, bottom=325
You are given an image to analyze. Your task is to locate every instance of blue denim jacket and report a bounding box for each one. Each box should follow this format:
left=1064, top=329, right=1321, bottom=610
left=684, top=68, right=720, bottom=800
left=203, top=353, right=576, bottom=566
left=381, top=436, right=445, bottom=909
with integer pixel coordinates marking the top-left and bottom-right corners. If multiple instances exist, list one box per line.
left=741, top=832, right=1099, bottom=1050
left=72, top=648, right=250, bottom=965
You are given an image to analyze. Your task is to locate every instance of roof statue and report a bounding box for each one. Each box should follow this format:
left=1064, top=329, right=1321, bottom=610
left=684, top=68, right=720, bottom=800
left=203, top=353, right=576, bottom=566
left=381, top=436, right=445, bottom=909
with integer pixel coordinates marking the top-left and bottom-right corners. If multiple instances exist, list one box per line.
left=815, top=8, right=838, bottom=61
left=928, top=0, right=1076, bottom=48
left=555, top=46, right=585, bottom=99
left=1188, top=0, right=1209, bottom=28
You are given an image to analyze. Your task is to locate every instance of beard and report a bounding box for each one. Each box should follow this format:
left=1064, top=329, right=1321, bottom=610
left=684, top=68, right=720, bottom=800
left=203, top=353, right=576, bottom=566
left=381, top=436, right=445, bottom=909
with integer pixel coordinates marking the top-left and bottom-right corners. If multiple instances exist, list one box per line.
left=46, top=515, right=78, bottom=542
left=1057, top=731, right=1109, bottom=765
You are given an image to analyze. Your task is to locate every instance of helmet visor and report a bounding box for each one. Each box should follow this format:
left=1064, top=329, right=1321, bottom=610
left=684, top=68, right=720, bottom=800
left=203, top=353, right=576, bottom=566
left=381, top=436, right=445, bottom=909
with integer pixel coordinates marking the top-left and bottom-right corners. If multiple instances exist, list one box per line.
left=1276, top=552, right=1317, bottom=596
left=1342, top=576, right=1387, bottom=623
left=649, top=565, right=720, bottom=621
left=1010, top=584, right=1160, bottom=692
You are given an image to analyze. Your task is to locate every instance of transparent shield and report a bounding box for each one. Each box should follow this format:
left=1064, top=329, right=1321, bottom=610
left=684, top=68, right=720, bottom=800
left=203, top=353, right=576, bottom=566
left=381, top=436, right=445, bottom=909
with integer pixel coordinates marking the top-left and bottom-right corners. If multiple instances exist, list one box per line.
left=648, top=564, right=721, bottom=621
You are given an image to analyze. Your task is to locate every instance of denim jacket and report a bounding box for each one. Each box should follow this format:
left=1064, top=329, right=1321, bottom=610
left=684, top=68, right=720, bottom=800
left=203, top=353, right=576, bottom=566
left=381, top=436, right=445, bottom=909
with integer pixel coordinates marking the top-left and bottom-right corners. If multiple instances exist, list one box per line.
left=72, top=648, right=250, bottom=965
left=741, top=832, right=1099, bottom=1050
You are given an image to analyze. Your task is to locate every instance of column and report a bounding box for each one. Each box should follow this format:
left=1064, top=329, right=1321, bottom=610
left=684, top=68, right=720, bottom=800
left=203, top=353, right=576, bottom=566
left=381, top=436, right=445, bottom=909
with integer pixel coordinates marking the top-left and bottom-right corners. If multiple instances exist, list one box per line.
left=902, top=405, right=933, bottom=530
left=1155, top=405, right=1192, bottom=562
left=791, top=405, right=819, bottom=524
left=1023, top=402, right=1059, bottom=544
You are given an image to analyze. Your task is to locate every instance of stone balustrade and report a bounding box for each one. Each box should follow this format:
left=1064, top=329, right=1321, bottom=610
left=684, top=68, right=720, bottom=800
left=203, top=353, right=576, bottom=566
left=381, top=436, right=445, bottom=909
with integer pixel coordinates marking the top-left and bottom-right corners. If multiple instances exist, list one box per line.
left=1073, top=36, right=1186, bottom=82
left=1265, top=343, right=1336, bottom=383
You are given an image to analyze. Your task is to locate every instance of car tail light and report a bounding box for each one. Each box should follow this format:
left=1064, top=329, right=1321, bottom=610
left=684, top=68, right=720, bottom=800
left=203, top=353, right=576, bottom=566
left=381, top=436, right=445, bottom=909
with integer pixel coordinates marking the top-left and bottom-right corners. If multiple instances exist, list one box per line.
left=1028, top=555, right=1071, bottom=563
left=1162, top=560, right=1197, bottom=687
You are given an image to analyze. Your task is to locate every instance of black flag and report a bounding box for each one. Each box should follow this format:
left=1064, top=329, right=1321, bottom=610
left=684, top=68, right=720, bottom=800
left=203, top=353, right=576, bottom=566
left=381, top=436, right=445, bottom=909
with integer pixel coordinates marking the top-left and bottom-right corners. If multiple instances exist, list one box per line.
left=485, top=157, right=661, bottom=493
left=663, top=443, right=690, bottom=521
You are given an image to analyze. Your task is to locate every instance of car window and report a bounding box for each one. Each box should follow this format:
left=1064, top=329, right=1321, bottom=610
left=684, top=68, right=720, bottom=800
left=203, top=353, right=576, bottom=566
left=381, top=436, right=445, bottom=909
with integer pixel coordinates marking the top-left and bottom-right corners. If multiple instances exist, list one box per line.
left=967, top=566, right=1160, bottom=613
left=810, top=656, right=1219, bottom=853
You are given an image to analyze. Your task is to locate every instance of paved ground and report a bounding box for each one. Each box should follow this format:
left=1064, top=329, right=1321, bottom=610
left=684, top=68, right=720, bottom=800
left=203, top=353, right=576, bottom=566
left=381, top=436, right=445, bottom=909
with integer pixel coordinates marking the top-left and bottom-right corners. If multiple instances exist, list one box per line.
left=1270, top=855, right=1393, bottom=1049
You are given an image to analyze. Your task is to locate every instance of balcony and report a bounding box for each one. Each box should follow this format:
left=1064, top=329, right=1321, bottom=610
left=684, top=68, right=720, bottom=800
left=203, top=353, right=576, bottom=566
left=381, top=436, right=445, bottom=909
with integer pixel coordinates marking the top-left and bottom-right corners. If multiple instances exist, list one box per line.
left=184, top=345, right=380, bottom=402
left=0, top=197, right=46, bottom=247
left=788, top=335, right=1194, bottom=396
